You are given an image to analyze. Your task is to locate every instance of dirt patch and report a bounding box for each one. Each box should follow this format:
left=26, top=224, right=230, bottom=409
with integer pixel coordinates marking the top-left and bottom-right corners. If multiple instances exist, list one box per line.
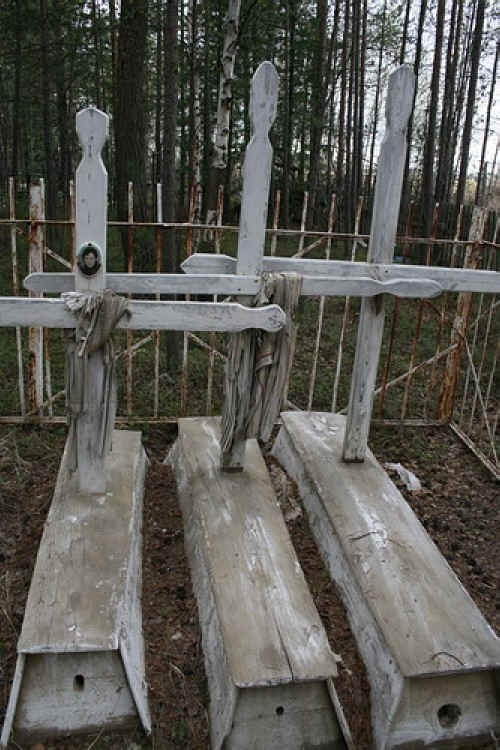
left=0, top=423, right=498, bottom=749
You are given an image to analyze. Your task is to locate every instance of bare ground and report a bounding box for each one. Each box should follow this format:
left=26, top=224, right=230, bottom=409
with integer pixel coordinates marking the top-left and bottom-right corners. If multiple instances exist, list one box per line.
left=0, top=422, right=498, bottom=749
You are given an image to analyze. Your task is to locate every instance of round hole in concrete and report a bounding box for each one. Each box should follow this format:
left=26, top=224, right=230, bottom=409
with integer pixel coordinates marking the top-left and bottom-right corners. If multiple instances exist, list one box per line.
left=437, top=704, right=461, bottom=728
left=73, top=674, right=85, bottom=692
left=275, top=706, right=284, bottom=716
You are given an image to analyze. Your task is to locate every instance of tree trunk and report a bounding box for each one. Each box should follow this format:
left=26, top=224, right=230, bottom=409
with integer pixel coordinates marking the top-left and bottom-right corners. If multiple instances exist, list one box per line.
left=114, top=0, right=148, bottom=254
left=205, top=0, right=241, bottom=227
left=475, top=36, right=498, bottom=205
left=421, top=0, right=445, bottom=236
left=307, top=0, right=328, bottom=226
left=162, top=0, right=180, bottom=368
left=456, top=0, right=486, bottom=207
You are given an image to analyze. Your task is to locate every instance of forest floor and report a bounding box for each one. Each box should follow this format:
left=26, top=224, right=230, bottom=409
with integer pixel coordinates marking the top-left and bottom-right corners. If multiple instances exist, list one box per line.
left=0, top=422, right=498, bottom=750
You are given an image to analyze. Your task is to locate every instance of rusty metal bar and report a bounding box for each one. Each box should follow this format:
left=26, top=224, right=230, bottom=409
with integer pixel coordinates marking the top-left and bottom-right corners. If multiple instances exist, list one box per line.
left=450, top=422, right=499, bottom=480
left=126, top=181, right=134, bottom=418
left=378, top=201, right=415, bottom=417
left=297, top=191, right=308, bottom=255
left=437, top=207, right=487, bottom=421
left=270, top=189, right=281, bottom=257
left=28, top=182, right=45, bottom=415
left=331, top=197, right=364, bottom=413
left=206, top=186, right=225, bottom=415
left=153, top=183, right=162, bottom=419
left=214, top=184, right=224, bottom=254
left=307, top=194, right=336, bottom=410
left=422, top=203, right=441, bottom=418
left=9, top=178, right=26, bottom=415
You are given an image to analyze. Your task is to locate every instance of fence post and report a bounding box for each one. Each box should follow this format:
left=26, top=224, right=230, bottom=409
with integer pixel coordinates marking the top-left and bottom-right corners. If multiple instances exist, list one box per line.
left=28, top=180, right=45, bottom=414
left=437, top=206, right=487, bottom=421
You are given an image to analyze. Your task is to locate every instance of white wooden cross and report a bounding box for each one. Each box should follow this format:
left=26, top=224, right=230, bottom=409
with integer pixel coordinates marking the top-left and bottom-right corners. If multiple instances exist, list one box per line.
left=179, top=64, right=500, bottom=462
left=7, top=64, right=499, bottom=473
left=0, top=98, right=286, bottom=492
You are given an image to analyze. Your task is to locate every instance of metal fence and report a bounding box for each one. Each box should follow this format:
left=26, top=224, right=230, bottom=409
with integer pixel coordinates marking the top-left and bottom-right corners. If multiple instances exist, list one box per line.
left=0, top=178, right=498, bottom=476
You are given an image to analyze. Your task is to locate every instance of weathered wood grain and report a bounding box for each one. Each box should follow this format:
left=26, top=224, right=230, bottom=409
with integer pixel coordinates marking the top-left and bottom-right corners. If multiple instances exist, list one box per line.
left=0, top=298, right=286, bottom=333
left=169, top=417, right=346, bottom=749
left=0, top=430, right=151, bottom=746
left=24, top=271, right=262, bottom=296
left=343, top=66, right=415, bottom=461
left=273, top=411, right=500, bottom=749
left=236, top=62, right=278, bottom=277
left=182, top=252, right=500, bottom=294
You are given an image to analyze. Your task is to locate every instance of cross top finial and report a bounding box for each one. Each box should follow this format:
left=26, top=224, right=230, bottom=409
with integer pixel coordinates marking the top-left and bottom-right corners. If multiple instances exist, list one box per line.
left=385, top=65, right=415, bottom=132
left=249, top=61, right=279, bottom=137
left=76, top=106, right=109, bottom=158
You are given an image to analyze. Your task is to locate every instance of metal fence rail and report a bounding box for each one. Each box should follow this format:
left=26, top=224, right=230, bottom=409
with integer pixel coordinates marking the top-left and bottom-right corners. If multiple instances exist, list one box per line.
left=1, top=181, right=498, bottom=475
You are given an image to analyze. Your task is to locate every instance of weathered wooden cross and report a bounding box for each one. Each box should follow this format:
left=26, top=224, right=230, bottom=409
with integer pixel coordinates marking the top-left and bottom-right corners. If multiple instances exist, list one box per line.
left=0, top=76, right=286, bottom=492
left=180, top=64, right=500, bottom=462
left=5, top=63, right=499, bottom=479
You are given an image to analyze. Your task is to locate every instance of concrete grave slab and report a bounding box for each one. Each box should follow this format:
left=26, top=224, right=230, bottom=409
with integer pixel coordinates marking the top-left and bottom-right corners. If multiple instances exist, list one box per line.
left=169, top=417, right=351, bottom=750
left=273, top=411, right=500, bottom=750
left=1, top=430, right=151, bottom=746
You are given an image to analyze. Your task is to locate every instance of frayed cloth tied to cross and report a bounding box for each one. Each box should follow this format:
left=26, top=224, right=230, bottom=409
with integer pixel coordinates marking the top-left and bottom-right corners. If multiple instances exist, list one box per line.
left=62, top=290, right=130, bottom=472
left=221, top=273, right=302, bottom=458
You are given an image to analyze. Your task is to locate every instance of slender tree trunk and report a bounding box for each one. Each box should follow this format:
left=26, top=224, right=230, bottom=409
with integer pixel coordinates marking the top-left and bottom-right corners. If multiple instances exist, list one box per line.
left=401, top=0, right=427, bottom=210
left=12, top=0, right=22, bottom=181
left=162, top=0, right=180, bottom=367
left=40, top=0, right=55, bottom=212
left=456, top=0, right=486, bottom=206
left=282, top=0, right=297, bottom=227
left=307, top=0, right=328, bottom=226
left=421, top=0, right=445, bottom=236
left=475, top=37, right=498, bottom=204
left=336, top=0, right=348, bottom=226
left=399, top=0, right=412, bottom=64
left=205, top=0, right=241, bottom=227
left=114, top=0, right=148, bottom=262
left=366, top=0, right=386, bottom=195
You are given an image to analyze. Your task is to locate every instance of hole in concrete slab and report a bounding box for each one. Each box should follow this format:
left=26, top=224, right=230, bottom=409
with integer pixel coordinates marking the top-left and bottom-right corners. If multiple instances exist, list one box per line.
left=73, top=674, right=85, bottom=691
left=437, top=704, right=461, bottom=728
left=275, top=706, right=284, bottom=716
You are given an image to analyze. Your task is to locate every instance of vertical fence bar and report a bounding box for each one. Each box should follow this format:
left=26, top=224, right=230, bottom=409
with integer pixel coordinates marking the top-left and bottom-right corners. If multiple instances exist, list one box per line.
left=307, top=193, right=336, bottom=410
left=126, top=181, right=134, bottom=418
left=401, top=202, right=439, bottom=420
left=437, top=206, right=487, bottom=421
left=9, top=178, right=26, bottom=415
left=69, top=179, right=76, bottom=267
left=331, top=196, right=364, bottom=413
left=377, top=201, right=415, bottom=418
left=423, top=202, right=442, bottom=418
left=153, top=183, right=162, bottom=418
left=270, top=189, right=281, bottom=256
left=28, top=181, right=45, bottom=415
left=298, top=191, right=308, bottom=255
left=214, top=184, right=224, bottom=254
left=206, top=186, right=224, bottom=414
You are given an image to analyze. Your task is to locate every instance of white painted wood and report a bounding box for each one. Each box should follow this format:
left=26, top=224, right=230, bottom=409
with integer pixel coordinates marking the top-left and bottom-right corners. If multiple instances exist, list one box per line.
left=0, top=298, right=286, bottom=333
left=28, top=182, right=45, bottom=414
left=169, top=417, right=345, bottom=750
left=237, top=62, right=279, bottom=276
left=182, top=252, right=500, bottom=294
left=73, top=107, right=110, bottom=492
left=24, top=271, right=262, bottom=296
left=25, top=272, right=462, bottom=299
left=344, top=66, right=415, bottom=462
left=75, top=107, right=109, bottom=292
left=273, top=411, right=500, bottom=750
left=0, top=430, right=151, bottom=746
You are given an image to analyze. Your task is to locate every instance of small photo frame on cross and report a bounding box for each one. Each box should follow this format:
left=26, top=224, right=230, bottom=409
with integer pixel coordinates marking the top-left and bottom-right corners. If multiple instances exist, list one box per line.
left=77, top=241, right=102, bottom=277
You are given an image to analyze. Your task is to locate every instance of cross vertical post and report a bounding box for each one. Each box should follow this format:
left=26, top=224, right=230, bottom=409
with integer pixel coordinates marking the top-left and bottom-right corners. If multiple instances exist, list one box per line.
left=221, top=61, right=279, bottom=471
left=74, top=106, right=110, bottom=493
left=343, top=65, right=415, bottom=462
